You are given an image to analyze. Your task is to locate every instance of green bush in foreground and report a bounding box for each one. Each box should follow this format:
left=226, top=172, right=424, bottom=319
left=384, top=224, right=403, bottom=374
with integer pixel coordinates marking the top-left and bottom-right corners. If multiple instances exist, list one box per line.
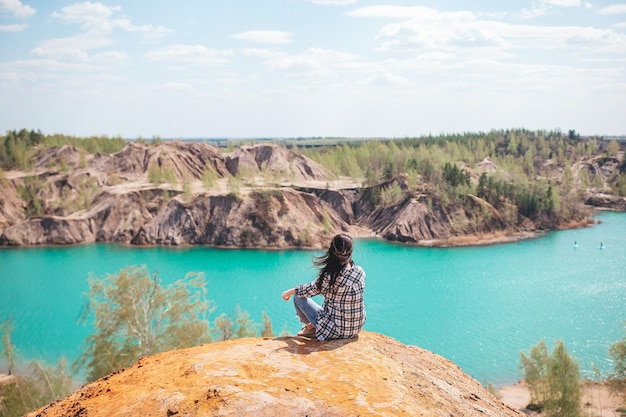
left=74, top=265, right=215, bottom=382
left=609, top=325, right=626, bottom=407
left=74, top=265, right=273, bottom=382
left=520, top=339, right=582, bottom=417
left=1, top=320, right=72, bottom=417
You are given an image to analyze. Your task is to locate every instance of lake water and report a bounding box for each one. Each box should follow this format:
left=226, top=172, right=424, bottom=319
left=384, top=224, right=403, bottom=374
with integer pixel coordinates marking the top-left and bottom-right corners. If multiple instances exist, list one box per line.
left=1, top=211, right=625, bottom=387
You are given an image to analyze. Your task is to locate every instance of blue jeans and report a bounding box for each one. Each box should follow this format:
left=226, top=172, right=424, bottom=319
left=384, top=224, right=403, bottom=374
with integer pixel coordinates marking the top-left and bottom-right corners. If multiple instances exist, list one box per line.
left=294, top=296, right=322, bottom=328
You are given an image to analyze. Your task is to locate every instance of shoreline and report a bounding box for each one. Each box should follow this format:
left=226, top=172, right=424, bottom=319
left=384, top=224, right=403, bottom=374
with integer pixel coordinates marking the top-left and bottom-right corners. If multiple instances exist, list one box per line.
left=0, top=214, right=604, bottom=250
left=497, top=381, right=623, bottom=417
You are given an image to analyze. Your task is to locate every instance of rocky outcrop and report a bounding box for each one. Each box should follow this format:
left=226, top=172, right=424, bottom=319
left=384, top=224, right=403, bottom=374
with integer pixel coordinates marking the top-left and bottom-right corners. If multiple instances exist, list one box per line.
left=585, top=194, right=626, bottom=211
left=0, top=216, right=93, bottom=246
left=226, top=144, right=330, bottom=181
left=28, top=332, right=523, bottom=417
left=0, top=179, right=24, bottom=229
left=91, top=141, right=230, bottom=181
left=34, top=145, right=85, bottom=171
left=354, top=176, right=452, bottom=243
left=130, top=188, right=346, bottom=247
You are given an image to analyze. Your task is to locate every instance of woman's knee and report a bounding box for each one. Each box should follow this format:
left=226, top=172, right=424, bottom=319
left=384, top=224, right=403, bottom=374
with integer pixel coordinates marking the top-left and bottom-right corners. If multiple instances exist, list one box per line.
left=293, top=295, right=305, bottom=309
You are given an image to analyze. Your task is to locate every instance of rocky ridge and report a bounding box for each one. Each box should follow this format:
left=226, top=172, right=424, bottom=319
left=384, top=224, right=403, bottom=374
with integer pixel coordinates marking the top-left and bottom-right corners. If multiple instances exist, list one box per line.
left=27, top=332, right=524, bottom=417
left=0, top=141, right=623, bottom=248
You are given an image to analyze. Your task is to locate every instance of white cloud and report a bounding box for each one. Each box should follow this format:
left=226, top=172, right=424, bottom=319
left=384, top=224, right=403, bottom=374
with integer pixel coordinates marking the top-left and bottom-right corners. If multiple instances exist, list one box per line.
left=0, top=0, right=35, bottom=18
left=520, top=0, right=592, bottom=18
left=0, top=22, right=26, bottom=31
left=544, top=0, right=582, bottom=7
left=145, top=45, right=233, bottom=65
left=161, top=82, right=193, bottom=91
left=91, top=50, right=129, bottom=64
left=597, top=4, right=626, bottom=14
left=241, top=48, right=284, bottom=59
left=360, top=72, right=408, bottom=86
left=231, top=30, right=293, bottom=45
left=31, top=33, right=112, bottom=60
left=260, top=47, right=362, bottom=84
left=50, top=2, right=120, bottom=32
left=350, top=7, right=507, bottom=50
left=50, top=1, right=170, bottom=38
left=308, top=0, right=357, bottom=5
left=0, top=54, right=128, bottom=91
left=348, top=5, right=435, bottom=19
left=350, top=5, right=626, bottom=56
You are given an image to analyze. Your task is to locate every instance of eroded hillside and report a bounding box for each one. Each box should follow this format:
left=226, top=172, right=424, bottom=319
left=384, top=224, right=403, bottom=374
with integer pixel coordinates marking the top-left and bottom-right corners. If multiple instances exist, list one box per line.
left=0, top=139, right=624, bottom=248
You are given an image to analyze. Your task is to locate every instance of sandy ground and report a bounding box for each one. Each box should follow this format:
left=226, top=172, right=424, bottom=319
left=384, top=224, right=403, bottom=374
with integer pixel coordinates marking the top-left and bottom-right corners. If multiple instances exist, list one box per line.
left=3, top=371, right=624, bottom=416
left=498, top=381, right=624, bottom=416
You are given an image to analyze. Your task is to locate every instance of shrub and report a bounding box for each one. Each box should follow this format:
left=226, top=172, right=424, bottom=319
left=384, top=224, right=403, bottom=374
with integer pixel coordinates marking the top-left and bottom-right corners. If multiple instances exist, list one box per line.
left=609, top=326, right=626, bottom=406
left=520, top=340, right=582, bottom=417
left=75, top=266, right=214, bottom=381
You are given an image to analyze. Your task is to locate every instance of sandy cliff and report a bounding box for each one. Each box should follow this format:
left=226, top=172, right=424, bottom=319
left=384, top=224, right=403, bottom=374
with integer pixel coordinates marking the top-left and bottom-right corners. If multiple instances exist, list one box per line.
left=28, top=332, right=523, bottom=417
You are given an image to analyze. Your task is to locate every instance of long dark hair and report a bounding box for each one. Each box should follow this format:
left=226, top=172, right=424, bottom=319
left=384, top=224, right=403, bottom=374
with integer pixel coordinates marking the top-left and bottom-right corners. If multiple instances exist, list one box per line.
left=314, top=234, right=353, bottom=291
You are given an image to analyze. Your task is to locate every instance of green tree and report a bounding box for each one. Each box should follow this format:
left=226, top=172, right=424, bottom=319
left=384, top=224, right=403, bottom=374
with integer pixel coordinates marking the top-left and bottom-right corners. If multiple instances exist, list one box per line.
left=442, top=162, right=469, bottom=187
left=16, top=177, right=44, bottom=216
left=213, top=313, right=234, bottom=341
left=544, top=341, right=582, bottom=417
left=519, top=339, right=549, bottom=406
left=568, top=129, right=579, bottom=140
left=75, top=265, right=214, bottom=382
left=607, top=140, right=620, bottom=157
left=1, top=319, right=16, bottom=375
left=520, top=340, right=582, bottom=417
left=201, top=167, right=218, bottom=189
left=260, top=312, right=274, bottom=337
left=617, top=174, right=626, bottom=197
left=227, top=175, right=241, bottom=198
left=380, top=182, right=403, bottom=206
left=0, top=321, right=71, bottom=417
left=608, top=325, right=626, bottom=406
left=0, top=359, right=72, bottom=417
left=592, top=172, right=605, bottom=190
left=233, top=305, right=259, bottom=339
left=507, top=133, right=519, bottom=156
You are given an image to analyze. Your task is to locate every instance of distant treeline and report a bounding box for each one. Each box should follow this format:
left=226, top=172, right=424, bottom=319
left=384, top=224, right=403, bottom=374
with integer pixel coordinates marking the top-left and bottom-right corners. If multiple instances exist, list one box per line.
left=294, top=129, right=626, bottom=226
left=0, top=129, right=127, bottom=170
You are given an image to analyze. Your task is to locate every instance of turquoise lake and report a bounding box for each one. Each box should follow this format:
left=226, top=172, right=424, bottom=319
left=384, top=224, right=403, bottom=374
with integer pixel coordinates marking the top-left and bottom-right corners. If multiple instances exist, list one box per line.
left=1, top=211, right=625, bottom=387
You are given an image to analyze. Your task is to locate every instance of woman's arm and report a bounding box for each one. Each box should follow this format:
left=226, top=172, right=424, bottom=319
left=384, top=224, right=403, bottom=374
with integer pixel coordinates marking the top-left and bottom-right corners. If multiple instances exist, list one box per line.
left=281, top=288, right=295, bottom=300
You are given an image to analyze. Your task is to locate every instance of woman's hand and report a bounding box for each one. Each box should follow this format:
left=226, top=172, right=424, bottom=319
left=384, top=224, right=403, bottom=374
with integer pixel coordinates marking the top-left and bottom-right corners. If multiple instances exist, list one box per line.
left=282, top=288, right=295, bottom=301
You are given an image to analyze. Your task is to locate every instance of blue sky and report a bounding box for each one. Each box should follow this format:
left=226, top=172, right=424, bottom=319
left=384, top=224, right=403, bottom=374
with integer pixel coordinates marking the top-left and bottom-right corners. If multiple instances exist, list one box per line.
left=1, top=0, right=625, bottom=138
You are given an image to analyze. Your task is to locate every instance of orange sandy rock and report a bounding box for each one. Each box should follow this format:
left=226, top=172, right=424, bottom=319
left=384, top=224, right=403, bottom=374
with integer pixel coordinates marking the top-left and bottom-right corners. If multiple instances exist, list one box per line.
left=29, top=331, right=523, bottom=417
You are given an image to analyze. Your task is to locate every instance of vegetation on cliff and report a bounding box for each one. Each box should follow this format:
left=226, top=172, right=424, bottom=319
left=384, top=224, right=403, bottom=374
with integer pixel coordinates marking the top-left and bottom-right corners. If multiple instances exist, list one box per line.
left=1, top=128, right=624, bottom=248
left=298, top=129, right=626, bottom=225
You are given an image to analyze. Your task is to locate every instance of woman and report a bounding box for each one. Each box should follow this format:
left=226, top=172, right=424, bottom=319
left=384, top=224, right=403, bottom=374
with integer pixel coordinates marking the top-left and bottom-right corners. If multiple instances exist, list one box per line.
left=282, top=233, right=366, bottom=340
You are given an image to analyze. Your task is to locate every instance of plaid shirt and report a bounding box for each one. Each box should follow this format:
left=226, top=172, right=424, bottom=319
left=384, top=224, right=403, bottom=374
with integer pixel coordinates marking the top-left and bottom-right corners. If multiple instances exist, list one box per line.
left=295, top=263, right=366, bottom=341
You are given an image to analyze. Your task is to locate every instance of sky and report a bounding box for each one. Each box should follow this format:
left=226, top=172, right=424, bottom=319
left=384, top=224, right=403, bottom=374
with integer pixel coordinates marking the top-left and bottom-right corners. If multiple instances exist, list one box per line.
left=0, top=0, right=625, bottom=139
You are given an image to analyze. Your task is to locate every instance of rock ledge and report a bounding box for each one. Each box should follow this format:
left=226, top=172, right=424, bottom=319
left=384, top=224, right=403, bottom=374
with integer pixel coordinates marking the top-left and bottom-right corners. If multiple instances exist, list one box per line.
left=29, top=332, right=523, bottom=417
